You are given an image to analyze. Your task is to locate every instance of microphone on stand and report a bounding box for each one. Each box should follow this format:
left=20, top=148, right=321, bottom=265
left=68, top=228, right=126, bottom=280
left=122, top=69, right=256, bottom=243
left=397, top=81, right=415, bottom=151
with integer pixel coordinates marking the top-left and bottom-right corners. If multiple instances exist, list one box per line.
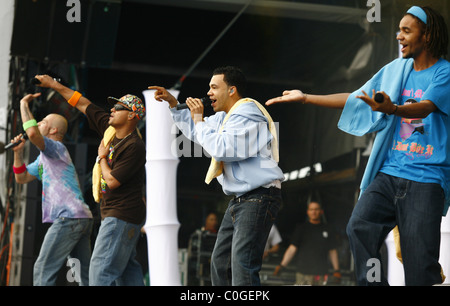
left=4, top=133, right=28, bottom=150
left=176, top=97, right=210, bottom=110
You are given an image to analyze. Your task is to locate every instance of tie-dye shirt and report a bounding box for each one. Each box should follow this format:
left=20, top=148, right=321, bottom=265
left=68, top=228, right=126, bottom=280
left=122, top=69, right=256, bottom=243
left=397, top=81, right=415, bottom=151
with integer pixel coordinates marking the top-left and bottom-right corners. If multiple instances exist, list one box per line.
left=27, top=137, right=93, bottom=223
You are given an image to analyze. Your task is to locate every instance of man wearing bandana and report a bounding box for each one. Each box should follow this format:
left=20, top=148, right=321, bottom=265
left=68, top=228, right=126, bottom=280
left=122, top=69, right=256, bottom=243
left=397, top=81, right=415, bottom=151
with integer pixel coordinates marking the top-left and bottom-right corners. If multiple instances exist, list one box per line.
left=266, top=6, right=450, bottom=285
left=36, top=75, right=146, bottom=286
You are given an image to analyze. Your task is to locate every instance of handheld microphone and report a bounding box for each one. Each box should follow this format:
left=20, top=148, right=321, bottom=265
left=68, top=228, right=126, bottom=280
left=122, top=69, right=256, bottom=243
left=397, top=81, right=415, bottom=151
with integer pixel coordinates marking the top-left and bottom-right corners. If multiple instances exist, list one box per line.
left=30, top=77, right=61, bottom=85
left=5, top=133, right=28, bottom=150
left=31, top=77, right=41, bottom=85
left=374, top=92, right=384, bottom=103
left=176, top=97, right=210, bottom=110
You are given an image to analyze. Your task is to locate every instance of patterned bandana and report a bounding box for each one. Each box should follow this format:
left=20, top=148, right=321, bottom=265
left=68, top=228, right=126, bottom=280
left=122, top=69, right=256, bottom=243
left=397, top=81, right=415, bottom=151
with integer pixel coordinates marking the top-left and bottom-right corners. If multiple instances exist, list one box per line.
left=107, top=94, right=146, bottom=120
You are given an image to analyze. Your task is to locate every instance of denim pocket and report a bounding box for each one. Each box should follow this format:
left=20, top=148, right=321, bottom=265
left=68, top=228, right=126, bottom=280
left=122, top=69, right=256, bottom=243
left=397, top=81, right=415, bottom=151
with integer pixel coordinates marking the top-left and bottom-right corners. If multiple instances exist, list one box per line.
left=231, top=194, right=281, bottom=231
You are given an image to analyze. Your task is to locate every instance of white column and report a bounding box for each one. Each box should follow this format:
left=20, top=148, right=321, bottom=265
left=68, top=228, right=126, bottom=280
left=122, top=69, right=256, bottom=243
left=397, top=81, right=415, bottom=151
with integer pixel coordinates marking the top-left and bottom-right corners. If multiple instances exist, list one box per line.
left=386, top=215, right=450, bottom=286
left=439, top=215, right=450, bottom=284
left=0, top=0, right=14, bottom=209
left=385, top=230, right=405, bottom=286
left=143, top=89, right=180, bottom=286
left=1, top=0, right=21, bottom=286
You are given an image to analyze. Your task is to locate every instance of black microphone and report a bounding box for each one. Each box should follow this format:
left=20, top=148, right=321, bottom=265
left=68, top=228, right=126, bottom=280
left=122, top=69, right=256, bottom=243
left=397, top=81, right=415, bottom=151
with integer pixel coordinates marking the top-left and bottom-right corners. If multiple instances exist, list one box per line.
left=5, top=133, right=28, bottom=150
left=374, top=92, right=384, bottom=103
left=31, top=77, right=41, bottom=85
left=30, top=77, right=61, bottom=85
left=176, top=97, right=210, bottom=110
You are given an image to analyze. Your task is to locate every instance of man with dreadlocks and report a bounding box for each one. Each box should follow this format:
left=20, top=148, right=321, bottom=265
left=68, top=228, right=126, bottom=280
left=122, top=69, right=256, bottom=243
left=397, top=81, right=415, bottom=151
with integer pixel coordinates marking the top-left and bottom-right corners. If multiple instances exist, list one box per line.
left=266, top=6, right=450, bottom=285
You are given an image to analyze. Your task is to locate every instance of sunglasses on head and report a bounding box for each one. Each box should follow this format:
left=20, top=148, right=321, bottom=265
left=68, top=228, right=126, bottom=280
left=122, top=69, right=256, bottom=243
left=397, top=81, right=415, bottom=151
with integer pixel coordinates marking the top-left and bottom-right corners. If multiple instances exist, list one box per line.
left=113, top=104, right=132, bottom=112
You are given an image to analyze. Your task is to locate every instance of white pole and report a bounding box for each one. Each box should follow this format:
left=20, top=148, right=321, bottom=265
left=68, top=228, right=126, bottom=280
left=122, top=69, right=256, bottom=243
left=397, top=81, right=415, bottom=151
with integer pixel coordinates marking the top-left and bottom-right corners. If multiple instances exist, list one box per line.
left=386, top=215, right=450, bottom=286
left=0, top=0, right=14, bottom=212
left=143, top=89, right=180, bottom=286
left=439, top=215, right=450, bottom=284
left=385, top=230, right=405, bottom=285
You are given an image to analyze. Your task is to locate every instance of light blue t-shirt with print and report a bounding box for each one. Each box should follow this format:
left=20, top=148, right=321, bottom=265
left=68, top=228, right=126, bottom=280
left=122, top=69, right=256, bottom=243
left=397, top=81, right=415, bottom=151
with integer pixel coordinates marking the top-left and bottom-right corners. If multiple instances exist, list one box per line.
left=380, top=58, right=450, bottom=193
left=27, top=137, right=93, bottom=223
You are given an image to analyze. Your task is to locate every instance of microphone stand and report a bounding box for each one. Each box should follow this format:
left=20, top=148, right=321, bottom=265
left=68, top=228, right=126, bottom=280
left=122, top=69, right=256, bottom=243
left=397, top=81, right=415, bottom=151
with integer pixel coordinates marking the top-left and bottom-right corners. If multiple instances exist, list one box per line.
left=171, top=0, right=253, bottom=90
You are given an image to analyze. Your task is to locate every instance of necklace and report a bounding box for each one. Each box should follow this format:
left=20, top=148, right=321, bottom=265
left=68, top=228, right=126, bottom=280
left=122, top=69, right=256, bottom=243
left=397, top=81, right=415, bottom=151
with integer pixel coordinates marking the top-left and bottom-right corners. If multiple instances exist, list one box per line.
left=108, top=132, right=132, bottom=161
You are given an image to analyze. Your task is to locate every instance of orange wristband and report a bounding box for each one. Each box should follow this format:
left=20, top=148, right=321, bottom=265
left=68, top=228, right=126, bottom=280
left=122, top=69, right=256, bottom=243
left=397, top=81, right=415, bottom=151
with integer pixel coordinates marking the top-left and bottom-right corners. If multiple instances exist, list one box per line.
left=68, top=91, right=82, bottom=107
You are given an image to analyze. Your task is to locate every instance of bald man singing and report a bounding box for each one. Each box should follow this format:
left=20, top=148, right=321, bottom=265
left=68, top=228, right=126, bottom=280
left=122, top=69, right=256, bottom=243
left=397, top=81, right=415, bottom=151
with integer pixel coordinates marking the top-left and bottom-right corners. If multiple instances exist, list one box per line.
left=11, top=93, right=93, bottom=286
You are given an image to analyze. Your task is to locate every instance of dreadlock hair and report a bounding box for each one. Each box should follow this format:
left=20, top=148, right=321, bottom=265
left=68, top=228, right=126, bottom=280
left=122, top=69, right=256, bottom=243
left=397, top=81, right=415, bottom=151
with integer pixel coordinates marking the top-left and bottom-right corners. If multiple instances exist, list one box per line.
left=407, top=6, right=449, bottom=58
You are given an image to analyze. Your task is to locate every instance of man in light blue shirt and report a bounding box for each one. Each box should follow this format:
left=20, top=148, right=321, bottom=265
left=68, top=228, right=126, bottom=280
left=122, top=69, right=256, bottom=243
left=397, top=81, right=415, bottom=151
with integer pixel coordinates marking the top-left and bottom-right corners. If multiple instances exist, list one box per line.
left=149, top=66, right=284, bottom=285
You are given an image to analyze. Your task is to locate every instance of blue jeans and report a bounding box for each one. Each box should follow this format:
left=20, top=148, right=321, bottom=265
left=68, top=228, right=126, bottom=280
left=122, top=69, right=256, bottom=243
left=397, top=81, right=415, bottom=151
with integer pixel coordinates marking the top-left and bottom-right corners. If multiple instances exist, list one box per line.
left=346, top=172, right=444, bottom=286
left=89, top=217, right=144, bottom=286
left=34, top=217, right=93, bottom=286
left=211, top=188, right=281, bottom=286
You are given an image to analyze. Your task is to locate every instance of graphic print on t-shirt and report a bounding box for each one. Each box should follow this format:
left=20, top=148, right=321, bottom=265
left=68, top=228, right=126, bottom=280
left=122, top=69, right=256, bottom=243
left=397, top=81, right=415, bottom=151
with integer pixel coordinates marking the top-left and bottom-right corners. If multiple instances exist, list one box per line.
left=399, top=98, right=425, bottom=141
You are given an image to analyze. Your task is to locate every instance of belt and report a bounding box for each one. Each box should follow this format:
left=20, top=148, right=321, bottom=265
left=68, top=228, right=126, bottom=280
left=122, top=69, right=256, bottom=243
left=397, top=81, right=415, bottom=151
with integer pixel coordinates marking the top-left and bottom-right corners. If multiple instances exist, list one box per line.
left=234, top=186, right=281, bottom=202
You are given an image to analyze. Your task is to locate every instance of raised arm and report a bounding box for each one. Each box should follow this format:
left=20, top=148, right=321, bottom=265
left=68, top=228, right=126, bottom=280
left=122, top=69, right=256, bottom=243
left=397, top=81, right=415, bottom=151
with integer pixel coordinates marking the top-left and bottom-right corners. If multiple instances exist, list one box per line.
left=35, top=75, right=92, bottom=114
left=20, top=93, right=45, bottom=151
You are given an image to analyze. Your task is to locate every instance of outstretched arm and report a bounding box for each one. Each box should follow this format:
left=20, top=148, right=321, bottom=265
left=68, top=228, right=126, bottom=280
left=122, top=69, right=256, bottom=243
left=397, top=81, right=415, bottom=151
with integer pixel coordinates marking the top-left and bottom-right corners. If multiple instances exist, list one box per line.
left=265, top=89, right=349, bottom=109
left=35, top=75, right=92, bottom=114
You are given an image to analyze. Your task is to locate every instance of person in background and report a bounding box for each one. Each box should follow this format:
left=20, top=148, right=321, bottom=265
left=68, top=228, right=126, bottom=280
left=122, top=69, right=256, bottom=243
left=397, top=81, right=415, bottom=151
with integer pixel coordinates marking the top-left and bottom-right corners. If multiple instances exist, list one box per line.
left=263, top=224, right=282, bottom=260
left=274, top=201, right=340, bottom=285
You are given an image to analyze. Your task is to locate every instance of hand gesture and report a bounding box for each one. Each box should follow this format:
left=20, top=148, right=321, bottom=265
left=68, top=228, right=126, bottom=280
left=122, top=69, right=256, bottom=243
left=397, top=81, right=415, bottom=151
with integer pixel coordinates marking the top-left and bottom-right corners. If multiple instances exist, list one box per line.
left=356, top=90, right=396, bottom=115
left=98, top=139, right=109, bottom=158
left=265, top=90, right=306, bottom=106
left=20, top=92, right=41, bottom=105
left=148, top=85, right=178, bottom=108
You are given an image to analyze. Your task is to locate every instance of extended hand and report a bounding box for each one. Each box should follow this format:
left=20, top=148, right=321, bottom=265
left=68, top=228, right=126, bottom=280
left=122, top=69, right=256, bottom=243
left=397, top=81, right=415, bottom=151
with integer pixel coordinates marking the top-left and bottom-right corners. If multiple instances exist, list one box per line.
left=265, top=90, right=306, bottom=106
left=148, top=85, right=178, bottom=108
